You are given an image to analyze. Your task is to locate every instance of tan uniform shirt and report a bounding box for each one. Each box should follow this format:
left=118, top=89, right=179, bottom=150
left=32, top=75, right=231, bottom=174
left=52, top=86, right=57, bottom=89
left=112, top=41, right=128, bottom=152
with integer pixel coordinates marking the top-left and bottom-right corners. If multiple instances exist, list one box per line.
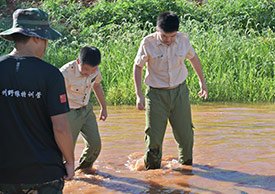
left=60, top=60, right=102, bottom=109
left=134, top=32, right=196, bottom=88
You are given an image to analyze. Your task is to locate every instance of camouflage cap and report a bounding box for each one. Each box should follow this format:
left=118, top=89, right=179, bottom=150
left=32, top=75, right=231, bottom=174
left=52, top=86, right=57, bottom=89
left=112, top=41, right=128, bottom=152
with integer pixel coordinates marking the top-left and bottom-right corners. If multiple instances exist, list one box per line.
left=0, top=8, right=62, bottom=41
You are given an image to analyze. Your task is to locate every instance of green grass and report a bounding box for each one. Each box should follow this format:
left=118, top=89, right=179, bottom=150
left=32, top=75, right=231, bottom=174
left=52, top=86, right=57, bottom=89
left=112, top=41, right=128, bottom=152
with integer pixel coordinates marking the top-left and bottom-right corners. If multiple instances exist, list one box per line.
left=0, top=0, right=274, bottom=104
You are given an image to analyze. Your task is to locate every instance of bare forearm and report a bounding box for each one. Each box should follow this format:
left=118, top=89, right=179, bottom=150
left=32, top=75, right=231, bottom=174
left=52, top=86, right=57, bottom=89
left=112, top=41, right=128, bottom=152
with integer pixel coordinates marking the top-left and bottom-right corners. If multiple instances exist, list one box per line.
left=189, top=54, right=206, bottom=84
left=133, top=65, right=143, bottom=97
left=51, top=114, right=74, bottom=164
left=93, top=83, right=107, bottom=109
left=54, top=127, right=74, bottom=164
left=189, top=54, right=208, bottom=99
left=133, top=65, right=146, bottom=110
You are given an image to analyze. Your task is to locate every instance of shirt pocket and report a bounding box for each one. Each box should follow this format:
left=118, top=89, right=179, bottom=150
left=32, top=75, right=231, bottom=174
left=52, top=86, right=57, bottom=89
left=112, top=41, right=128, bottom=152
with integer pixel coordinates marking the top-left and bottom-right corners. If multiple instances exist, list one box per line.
left=149, top=52, right=165, bottom=71
left=175, top=50, right=186, bottom=66
left=70, top=85, right=86, bottom=96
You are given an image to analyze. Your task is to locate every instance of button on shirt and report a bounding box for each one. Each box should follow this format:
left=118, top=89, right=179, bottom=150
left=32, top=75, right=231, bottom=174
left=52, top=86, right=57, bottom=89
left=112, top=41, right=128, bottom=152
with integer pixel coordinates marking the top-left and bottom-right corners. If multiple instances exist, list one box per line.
left=134, top=32, right=196, bottom=88
left=60, top=60, right=102, bottom=109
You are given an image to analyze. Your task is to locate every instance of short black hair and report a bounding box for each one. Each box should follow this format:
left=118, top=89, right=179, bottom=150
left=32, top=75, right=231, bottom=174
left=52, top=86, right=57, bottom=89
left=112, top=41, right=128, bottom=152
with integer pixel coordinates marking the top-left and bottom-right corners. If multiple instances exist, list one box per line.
left=10, top=33, right=31, bottom=43
left=79, top=46, right=101, bottom=67
left=157, top=11, right=180, bottom=33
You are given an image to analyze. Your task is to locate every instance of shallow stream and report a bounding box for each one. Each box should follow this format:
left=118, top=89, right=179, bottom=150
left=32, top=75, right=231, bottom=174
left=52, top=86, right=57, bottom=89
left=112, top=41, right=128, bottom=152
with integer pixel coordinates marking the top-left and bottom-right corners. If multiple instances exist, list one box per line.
left=64, top=103, right=275, bottom=194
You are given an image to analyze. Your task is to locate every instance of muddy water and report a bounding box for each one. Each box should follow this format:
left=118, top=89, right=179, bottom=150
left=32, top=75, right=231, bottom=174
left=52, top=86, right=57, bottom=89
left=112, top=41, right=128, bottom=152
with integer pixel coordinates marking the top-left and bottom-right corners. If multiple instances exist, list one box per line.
left=64, top=103, right=275, bottom=194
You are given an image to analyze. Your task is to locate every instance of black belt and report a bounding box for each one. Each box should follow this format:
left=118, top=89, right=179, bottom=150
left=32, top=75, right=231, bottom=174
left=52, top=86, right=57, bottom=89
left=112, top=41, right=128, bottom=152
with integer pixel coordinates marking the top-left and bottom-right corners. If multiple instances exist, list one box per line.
left=71, top=107, right=83, bottom=111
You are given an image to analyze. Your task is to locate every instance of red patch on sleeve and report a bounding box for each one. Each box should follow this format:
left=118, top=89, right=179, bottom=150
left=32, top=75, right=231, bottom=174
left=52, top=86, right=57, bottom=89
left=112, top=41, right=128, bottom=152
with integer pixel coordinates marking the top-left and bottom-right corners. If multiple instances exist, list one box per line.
left=60, top=94, right=67, bottom=103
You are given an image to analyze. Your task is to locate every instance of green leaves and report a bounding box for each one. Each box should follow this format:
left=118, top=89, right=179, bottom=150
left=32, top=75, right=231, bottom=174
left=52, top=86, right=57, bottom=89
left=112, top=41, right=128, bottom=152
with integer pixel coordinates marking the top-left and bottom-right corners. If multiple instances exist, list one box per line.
left=0, top=0, right=274, bottom=104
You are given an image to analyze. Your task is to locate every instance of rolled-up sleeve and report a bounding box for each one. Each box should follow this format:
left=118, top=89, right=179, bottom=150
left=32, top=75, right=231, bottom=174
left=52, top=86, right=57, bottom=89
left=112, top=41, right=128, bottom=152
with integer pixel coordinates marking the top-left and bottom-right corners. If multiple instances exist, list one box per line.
left=95, top=70, right=102, bottom=83
left=134, top=39, right=148, bottom=68
left=47, top=70, right=70, bottom=116
left=60, top=63, right=71, bottom=88
left=185, top=37, right=196, bottom=60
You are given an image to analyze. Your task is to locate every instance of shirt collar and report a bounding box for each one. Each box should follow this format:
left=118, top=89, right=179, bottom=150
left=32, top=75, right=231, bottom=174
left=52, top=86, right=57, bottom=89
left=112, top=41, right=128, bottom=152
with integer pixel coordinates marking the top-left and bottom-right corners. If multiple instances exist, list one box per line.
left=72, top=60, right=82, bottom=77
left=156, top=32, right=163, bottom=46
left=155, top=32, right=179, bottom=46
left=72, top=60, right=100, bottom=79
left=175, top=34, right=179, bottom=45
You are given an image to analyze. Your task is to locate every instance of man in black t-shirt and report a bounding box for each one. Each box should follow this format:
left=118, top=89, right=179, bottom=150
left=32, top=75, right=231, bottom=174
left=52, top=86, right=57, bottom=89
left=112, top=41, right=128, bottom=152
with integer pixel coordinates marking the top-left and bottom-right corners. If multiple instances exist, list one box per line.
left=0, top=8, right=74, bottom=193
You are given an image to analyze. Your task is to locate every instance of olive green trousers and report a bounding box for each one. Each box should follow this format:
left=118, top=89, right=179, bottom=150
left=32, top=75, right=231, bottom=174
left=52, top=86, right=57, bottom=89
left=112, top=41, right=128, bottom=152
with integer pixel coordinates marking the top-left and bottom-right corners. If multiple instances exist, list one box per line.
left=67, top=103, right=101, bottom=170
left=144, top=81, right=194, bottom=169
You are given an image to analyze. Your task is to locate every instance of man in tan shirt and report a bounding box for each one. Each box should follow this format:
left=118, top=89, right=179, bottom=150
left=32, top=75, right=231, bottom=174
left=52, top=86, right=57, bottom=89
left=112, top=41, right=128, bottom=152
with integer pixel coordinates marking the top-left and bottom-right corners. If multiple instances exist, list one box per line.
left=60, top=46, right=107, bottom=172
left=133, top=11, right=208, bottom=169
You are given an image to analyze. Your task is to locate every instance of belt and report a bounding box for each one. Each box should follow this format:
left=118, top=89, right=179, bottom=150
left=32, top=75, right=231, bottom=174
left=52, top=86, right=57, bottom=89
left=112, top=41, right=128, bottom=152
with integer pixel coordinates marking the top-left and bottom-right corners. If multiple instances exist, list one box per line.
left=150, top=81, right=185, bottom=90
left=71, top=106, right=84, bottom=111
left=158, top=84, right=180, bottom=90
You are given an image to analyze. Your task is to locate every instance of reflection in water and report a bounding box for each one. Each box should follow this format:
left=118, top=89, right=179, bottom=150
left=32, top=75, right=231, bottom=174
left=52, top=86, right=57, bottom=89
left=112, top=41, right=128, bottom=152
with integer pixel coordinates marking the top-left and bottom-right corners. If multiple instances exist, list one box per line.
left=64, top=103, right=275, bottom=194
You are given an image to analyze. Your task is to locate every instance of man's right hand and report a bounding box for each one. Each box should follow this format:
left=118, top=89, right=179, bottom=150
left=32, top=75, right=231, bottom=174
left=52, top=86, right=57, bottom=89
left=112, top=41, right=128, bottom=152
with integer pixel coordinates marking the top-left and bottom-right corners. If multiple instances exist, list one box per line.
left=136, top=95, right=145, bottom=110
left=64, top=162, right=75, bottom=180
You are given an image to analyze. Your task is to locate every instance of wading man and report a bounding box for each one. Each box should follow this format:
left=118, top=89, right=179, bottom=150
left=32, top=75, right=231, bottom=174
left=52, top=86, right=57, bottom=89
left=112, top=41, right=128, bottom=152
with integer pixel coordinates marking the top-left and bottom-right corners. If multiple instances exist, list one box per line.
left=133, top=11, right=208, bottom=170
left=0, top=8, right=74, bottom=193
left=60, top=46, right=107, bottom=173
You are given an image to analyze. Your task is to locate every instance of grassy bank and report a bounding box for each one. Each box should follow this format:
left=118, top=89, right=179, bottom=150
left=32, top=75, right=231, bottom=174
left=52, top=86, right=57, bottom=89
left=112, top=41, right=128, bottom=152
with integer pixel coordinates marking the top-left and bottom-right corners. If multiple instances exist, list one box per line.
left=0, top=0, right=274, bottom=104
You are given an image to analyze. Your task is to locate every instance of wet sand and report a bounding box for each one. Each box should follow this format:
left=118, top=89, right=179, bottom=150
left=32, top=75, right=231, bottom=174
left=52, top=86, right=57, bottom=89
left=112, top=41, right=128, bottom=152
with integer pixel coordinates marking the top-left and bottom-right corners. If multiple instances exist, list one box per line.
left=64, top=103, right=275, bottom=194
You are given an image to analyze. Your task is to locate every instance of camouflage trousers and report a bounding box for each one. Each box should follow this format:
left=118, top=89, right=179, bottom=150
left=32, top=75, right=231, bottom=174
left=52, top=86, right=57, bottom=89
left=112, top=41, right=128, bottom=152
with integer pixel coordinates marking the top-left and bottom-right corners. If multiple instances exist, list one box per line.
left=0, top=178, right=64, bottom=194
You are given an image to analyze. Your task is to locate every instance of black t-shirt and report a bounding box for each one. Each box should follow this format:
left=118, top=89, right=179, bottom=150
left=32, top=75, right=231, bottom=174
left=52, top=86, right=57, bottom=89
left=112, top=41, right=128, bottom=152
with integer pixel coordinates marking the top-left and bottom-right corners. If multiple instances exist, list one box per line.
left=0, top=55, right=70, bottom=184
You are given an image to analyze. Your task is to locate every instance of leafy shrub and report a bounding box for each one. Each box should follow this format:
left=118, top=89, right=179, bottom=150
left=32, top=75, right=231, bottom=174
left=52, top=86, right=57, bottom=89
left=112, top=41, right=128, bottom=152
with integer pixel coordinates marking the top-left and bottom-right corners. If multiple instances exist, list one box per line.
left=0, top=0, right=274, bottom=104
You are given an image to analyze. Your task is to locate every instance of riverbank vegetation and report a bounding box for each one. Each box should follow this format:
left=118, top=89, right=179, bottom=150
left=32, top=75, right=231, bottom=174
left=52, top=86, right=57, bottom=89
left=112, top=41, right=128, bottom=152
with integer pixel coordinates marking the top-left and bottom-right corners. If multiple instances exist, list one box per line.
left=0, top=0, right=274, bottom=104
